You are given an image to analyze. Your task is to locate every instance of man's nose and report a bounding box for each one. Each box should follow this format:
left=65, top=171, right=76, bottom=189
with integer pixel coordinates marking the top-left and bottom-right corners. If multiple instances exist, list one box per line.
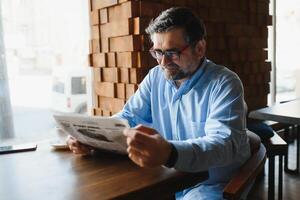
left=160, top=55, right=172, bottom=66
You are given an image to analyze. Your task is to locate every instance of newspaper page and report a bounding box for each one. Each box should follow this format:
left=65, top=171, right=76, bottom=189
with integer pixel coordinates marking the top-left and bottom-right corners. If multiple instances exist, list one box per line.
left=53, top=114, right=129, bottom=154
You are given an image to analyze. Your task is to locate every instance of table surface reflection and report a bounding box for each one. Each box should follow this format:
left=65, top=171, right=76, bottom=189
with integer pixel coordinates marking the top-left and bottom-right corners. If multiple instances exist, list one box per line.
left=249, top=99, right=300, bottom=125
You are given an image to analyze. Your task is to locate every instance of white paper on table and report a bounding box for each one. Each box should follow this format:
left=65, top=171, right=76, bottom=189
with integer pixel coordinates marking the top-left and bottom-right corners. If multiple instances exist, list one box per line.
left=53, top=114, right=129, bottom=154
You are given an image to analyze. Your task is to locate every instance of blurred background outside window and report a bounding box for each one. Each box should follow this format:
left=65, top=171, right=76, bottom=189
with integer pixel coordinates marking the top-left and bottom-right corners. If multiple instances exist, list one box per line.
left=274, top=0, right=300, bottom=102
left=0, top=0, right=90, bottom=143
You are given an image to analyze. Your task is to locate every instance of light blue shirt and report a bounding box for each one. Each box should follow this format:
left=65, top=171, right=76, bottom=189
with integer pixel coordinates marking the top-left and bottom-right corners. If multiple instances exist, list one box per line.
left=115, top=58, right=250, bottom=192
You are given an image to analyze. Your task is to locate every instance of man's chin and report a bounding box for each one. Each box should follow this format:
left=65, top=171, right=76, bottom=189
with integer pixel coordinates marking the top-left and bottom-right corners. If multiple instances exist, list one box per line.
left=164, top=71, right=177, bottom=80
left=164, top=72, right=188, bottom=81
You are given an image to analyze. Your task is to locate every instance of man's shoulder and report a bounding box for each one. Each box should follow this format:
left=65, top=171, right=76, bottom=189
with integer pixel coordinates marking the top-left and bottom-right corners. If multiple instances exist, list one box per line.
left=148, top=65, right=162, bottom=75
left=146, top=65, right=166, bottom=81
left=205, top=60, right=240, bottom=82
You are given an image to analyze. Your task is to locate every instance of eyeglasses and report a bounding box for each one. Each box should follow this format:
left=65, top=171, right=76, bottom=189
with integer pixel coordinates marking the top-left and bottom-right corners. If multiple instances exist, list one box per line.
left=149, top=44, right=190, bottom=61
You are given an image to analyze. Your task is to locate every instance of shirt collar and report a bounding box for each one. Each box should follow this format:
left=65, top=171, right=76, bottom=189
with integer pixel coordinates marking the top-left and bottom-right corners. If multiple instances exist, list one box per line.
left=167, top=57, right=208, bottom=95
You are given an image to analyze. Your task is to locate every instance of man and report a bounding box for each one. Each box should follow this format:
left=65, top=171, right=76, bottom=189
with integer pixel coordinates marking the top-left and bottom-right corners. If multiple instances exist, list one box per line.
left=68, top=7, right=250, bottom=199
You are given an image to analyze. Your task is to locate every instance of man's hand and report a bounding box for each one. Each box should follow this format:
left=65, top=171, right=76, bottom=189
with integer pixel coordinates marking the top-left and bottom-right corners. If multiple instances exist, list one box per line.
left=123, top=125, right=172, bottom=168
left=66, top=135, right=93, bottom=155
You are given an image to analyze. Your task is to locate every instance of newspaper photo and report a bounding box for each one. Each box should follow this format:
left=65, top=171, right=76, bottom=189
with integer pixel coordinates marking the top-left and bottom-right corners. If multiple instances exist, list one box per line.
left=53, top=114, right=130, bottom=154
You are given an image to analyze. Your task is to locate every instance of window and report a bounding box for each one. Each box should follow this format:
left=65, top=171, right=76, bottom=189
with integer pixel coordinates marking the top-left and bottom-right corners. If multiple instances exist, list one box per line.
left=0, top=0, right=90, bottom=143
left=52, top=77, right=65, bottom=94
left=71, top=77, right=86, bottom=95
left=269, top=0, right=300, bottom=103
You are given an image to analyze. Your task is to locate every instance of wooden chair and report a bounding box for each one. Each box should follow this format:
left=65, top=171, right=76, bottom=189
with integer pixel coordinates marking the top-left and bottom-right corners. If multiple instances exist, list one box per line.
left=223, top=131, right=267, bottom=200
left=263, top=131, right=287, bottom=200
left=247, top=120, right=288, bottom=199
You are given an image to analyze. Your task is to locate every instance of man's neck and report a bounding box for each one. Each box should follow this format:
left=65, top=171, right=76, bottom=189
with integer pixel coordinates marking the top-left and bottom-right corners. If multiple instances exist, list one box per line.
left=174, top=80, right=183, bottom=88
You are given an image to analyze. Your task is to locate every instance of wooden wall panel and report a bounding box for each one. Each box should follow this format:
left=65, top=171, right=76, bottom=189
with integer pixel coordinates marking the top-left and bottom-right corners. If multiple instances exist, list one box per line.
left=89, top=0, right=271, bottom=115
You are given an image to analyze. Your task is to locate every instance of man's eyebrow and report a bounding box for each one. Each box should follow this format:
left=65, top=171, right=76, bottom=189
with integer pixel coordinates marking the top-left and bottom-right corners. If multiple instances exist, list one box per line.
left=166, top=48, right=179, bottom=51
left=153, top=47, right=179, bottom=51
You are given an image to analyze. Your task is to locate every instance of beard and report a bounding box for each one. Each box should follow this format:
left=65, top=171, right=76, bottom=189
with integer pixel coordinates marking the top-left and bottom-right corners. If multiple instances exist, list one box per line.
left=161, top=63, right=191, bottom=81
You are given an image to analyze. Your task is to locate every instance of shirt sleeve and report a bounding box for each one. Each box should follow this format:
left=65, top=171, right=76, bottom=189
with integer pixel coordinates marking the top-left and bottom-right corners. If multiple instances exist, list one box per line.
left=171, top=76, right=249, bottom=172
left=113, top=70, right=153, bottom=128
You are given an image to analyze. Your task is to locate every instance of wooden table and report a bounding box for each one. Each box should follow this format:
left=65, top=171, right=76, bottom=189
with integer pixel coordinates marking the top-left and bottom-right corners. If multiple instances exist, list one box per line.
left=0, top=142, right=208, bottom=200
left=249, top=101, right=300, bottom=173
left=248, top=100, right=300, bottom=125
left=249, top=101, right=300, bottom=200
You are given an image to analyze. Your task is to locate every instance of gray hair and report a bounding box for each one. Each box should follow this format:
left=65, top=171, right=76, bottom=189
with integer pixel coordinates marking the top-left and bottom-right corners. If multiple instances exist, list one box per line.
left=145, top=7, right=206, bottom=46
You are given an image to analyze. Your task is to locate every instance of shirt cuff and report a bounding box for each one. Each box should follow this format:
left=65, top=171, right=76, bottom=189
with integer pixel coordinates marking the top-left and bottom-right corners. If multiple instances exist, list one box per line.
left=170, top=140, right=200, bottom=172
left=164, top=143, right=178, bottom=168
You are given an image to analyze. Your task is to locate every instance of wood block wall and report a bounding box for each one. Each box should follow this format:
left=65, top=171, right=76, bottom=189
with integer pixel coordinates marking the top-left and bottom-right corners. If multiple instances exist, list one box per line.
left=89, top=0, right=271, bottom=116
left=89, top=0, right=159, bottom=116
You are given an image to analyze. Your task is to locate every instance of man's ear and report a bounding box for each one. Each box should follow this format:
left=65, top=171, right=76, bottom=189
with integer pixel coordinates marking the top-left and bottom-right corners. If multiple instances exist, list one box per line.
left=194, top=39, right=206, bottom=57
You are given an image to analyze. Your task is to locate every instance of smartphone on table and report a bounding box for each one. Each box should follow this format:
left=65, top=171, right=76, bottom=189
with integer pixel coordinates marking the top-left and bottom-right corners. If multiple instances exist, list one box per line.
left=0, top=143, right=37, bottom=154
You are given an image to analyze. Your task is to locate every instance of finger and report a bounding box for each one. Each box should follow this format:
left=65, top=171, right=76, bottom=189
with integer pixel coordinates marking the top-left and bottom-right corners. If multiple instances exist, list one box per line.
left=124, top=129, right=153, bottom=144
left=68, top=140, right=78, bottom=151
left=72, top=147, right=84, bottom=154
left=127, top=145, right=150, bottom=157
left=69, top=140, right=81, bottom=150
left=72, top=149, right=82, bottom=154
left=73, top=146, right=91, bottom=155
left=126, top=137, right=146, bottom=150
left=128, top=153, right=144, bottom=167
left=134, top=125, right=157, bottom=135
left=128, top=149, right=150, bottom=167
left=67, top=136, right=81, bottom=150
left=68, top=140, right=92, bottom=154
left=76, top=142, right=92, bottom=152
left=127, top=146, right=143, bottom=157
left=66, top=136, right=75, bottom=145
left=78, top=144, right=93, bottom=153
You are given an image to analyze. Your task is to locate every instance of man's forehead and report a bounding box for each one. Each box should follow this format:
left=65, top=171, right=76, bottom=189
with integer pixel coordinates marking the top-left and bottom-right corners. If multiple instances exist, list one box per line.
left=152, top=28, right=186, bottom=49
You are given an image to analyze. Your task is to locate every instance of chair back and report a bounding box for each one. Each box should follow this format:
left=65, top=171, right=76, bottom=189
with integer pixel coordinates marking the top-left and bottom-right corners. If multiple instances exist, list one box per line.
left=223, top=131, right=267, bottom=200
left=247, top=130, right=261, bottom=154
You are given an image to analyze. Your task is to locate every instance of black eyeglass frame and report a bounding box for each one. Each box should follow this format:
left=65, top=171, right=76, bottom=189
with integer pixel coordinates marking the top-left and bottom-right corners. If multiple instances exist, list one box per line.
left=149, top=44, right=190, bottom=61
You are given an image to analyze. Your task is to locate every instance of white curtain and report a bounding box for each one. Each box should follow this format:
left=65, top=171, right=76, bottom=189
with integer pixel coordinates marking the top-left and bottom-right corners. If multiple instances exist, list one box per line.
left=0, top=2, right=14, bottom=139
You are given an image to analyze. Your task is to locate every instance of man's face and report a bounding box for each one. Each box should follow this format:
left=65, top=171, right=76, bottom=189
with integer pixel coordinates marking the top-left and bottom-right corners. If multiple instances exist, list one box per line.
left=151, top=28, right=205, bottom=82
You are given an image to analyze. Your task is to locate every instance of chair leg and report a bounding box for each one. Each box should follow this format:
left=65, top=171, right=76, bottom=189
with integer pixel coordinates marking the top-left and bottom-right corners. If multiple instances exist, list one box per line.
left=284, top=126, right=300, bottom=174
left=296, top=125, right=300, bottom=173
left=284, top=127, right=290, bottom=172
left=268, top=156, right=275, bottom=200
left=278, top=155, right=283, bottom=200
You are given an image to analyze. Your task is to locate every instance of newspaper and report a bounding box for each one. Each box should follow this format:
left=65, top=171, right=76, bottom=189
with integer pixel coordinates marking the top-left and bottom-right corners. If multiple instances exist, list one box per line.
left=53, top=114, right=129, bottom=154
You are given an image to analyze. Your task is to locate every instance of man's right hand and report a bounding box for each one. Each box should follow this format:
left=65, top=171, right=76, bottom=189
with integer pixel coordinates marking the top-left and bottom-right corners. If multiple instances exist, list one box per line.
left=66, top=135, right=93, bottom=155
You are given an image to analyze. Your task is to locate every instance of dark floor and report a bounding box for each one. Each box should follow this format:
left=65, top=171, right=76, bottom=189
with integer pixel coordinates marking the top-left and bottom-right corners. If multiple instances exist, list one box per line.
left=248, top=141, right=300, bottom=200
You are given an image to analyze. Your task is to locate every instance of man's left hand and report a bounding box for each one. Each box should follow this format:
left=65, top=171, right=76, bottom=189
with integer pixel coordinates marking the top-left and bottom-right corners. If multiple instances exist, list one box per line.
left=123, top=125, right=172, bottom=168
